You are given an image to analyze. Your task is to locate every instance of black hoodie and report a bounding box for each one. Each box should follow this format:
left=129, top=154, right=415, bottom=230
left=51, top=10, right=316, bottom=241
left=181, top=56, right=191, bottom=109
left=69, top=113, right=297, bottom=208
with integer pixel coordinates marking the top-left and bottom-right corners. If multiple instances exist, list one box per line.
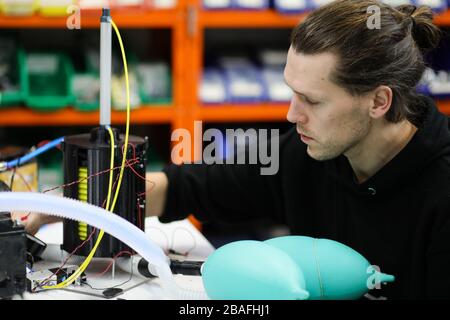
left=161, top=95, right=450, bottom=299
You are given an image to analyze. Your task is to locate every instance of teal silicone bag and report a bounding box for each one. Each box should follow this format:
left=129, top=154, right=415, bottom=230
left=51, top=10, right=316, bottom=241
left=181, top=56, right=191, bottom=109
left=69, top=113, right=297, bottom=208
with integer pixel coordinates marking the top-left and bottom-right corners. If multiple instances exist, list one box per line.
left=265, top=236, right=395, bottom=300
left=201, top=240, right=309, bottom=300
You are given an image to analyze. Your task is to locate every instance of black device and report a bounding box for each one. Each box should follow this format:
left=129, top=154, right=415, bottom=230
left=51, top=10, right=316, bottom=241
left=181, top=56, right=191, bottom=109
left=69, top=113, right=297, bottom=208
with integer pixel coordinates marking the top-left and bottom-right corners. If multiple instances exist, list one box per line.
left=0, top=179, right=27, bottom=299
left=62, top=126, right=148, bottom=258
left=102, top=287, right=123, bottom=298
left=26, top=233, right=47, bottom=268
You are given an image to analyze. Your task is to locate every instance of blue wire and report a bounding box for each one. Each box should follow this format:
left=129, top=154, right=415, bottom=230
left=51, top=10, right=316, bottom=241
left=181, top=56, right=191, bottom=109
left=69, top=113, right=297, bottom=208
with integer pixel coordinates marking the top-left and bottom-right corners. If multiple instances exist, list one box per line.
left=6, top=137, right=64, bottom=169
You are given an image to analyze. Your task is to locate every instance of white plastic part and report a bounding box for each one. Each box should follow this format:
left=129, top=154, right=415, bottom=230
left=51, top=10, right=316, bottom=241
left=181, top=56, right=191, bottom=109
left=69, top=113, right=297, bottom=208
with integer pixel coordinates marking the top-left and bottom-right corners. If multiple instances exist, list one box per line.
left=0, top=192, right=208, bottom=300
left=100, top=14, right=112, bottom=126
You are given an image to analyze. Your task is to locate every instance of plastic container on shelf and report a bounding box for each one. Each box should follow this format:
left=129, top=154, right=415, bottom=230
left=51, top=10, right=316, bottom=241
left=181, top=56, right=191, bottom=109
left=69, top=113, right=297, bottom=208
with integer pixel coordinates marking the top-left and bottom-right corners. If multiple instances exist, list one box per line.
left=429, top=70, right=450, bottom=99
left=200, top=67, right=227, bottom=104
left=382, top=0, right=447, bottom=11
left=25, top=52, right=75, bottom=111
left=72, top=73, right=100, bottom=111
left=417, top=68, right=450, bottom=99
left=231, top=0, right=269, bottom=10
left=258, top=49, right=291, bottom=102
left=414, top=0, right=447, bottom=12
left=38, top=0, right=75, bottom=16
left=111, top=70, right=141, bottom=110
left=380, top=0, right=413, bottom=8
left=219, top=56, right=266, bottom=103
left=202, top=0, right=232, bottom=9
left=78, top=0, right=107, bottom=10
left=261, top=66, right=292, bottom=102
left=137, top=62, right=172, bottom=106
left=258, top=49, right=287, bottom=67
left=273, top=0, right=310, bottom=14
left=0, top=39, right=28, bottom=107
left=309, top=0, right=334, bottom=9
left=0, top=0, right=38, bottom=16
left=150, top=0, right=177, bottom=9
left=112, top=0, right=146, bottom=10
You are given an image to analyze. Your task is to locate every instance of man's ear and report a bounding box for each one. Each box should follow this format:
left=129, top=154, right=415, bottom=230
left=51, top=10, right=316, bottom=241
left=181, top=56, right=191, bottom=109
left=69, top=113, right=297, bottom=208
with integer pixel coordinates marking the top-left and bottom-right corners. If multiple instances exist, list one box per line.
left=369, top=86, right=393, bottom=119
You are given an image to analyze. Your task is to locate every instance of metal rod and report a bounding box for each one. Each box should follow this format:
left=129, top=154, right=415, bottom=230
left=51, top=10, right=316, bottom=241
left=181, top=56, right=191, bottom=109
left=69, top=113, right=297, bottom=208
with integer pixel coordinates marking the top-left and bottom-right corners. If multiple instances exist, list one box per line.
left=99, top=8, right=112, bottom=127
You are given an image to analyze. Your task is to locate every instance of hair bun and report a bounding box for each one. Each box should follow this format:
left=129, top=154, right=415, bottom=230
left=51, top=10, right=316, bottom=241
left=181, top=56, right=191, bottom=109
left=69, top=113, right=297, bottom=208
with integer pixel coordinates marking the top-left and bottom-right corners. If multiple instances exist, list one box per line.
left=396, top=4, right=441, bottom=53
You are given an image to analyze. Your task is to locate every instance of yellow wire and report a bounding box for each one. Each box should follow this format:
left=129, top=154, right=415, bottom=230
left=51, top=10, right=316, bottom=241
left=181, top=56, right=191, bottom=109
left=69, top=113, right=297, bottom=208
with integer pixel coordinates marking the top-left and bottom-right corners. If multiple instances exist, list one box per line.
left=105, top=127, right=115, bottom=212
left=110, top=19, right=130, bottom=212
left=43, top=18, right=131, bottom=290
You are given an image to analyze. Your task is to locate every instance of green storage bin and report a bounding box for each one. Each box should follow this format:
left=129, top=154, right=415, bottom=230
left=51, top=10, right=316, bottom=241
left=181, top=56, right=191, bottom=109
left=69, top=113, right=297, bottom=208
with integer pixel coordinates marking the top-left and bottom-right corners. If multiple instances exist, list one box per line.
left=72, top=73, right=99, bottom=112
left=137, top=62, right=172, bottom=106
left=0, top=42, right=28, bottom=107
left=25, top=53, right=75, bottom=111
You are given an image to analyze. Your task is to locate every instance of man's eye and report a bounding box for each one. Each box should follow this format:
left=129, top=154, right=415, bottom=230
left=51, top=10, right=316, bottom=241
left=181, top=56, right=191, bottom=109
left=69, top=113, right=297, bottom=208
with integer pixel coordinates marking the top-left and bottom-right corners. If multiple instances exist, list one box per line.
left=304, top=97, right=319, bottom=105
left=296, top=93, right=319, bottom=105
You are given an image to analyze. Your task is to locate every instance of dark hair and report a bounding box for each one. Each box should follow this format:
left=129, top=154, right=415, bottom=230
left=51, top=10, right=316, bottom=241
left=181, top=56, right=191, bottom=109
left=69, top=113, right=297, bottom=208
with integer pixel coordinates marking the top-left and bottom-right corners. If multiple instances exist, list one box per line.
left=290, top=0, right=441, bottom=124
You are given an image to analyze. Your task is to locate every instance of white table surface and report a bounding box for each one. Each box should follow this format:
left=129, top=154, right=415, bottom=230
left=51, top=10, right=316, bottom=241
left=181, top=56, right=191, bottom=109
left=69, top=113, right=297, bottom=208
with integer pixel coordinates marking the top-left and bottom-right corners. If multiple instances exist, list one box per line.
left=22, top=217, right=215, bottom=300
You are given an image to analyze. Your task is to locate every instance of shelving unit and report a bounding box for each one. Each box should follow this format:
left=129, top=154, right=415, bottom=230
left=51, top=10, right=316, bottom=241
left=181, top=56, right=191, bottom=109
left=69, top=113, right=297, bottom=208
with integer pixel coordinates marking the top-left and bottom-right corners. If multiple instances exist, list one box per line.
left=0, top=4, right=449, bottom=131
left=1, top=3, right=449, bottom=233
left=198, top=10, right=306, bottom=28
left=0, top=105, right=174, bottom=126
left=199, top=104, right=289, bottom=122
left=0, top=9, right=180, bottom=28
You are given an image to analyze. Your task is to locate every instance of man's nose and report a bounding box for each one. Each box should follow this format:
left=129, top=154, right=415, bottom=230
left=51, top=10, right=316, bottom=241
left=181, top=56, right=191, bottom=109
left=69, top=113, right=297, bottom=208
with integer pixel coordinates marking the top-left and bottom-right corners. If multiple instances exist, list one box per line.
left=287, top=96, right=308, bottom=124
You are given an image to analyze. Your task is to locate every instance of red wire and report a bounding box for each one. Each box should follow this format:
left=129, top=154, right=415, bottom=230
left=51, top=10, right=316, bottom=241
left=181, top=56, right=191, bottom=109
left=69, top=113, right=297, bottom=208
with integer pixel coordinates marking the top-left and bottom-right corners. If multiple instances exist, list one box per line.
left=90, top=250, right=134, bottom=278
left=37, top=227, right=97, bottom=290
left=41, top=158, right=139, bottom=194
left=35, top=143, right=160, bottom=284
left=38, top=186, right=115, bottom=288
left=36, top=140, right=51, bottom=148
left=14, top=170, right=33, bottom=192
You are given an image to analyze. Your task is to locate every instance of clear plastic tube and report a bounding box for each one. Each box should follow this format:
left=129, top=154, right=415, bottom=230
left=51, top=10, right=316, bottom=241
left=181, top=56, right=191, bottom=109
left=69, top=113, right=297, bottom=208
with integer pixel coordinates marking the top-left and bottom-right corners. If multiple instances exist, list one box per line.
left=0, top=192, right=208, bottom=300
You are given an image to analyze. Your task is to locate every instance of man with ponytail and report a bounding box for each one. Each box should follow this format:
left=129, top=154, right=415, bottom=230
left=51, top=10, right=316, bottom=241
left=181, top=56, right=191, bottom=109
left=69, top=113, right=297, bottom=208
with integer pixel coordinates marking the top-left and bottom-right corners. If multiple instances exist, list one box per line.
left=26, top=0, right=450, bottom=299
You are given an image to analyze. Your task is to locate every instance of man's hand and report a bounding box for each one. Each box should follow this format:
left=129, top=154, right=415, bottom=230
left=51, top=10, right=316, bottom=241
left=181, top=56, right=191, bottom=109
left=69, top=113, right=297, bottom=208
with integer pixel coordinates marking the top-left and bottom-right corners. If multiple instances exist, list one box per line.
left=11, top=212, right=62, bottom=235
left=146, top=172, right=169, bottom=217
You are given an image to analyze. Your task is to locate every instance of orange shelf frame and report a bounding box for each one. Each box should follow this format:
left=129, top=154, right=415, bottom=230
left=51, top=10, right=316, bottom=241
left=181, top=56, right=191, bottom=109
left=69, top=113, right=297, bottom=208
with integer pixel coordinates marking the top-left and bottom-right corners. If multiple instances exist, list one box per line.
left=0, top=106, right=174, bottom=126
left=437, top=100, right=450, bottom=115
left=0, top=9, right=179, bottom=28
left=198, top=9, right=450, bottom=28
left=2, top=8, right=447, bottom=29
left=199, top=104, right=289, bottom=122
left=198, top=101, right=450, bottom=123
left=434, top=9, right=450, bottom=26
left=1, top=7, right=450, bottom=128
left=199, top=10, right=306, bottom=28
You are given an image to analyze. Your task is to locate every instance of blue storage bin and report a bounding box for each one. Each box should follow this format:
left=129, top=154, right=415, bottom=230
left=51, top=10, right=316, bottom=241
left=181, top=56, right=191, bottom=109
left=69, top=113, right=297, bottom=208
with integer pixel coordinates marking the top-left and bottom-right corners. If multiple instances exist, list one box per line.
left=309, top=0, right=335, bottom=9
left=200, top=67, right=228, bottom=104
left=414, top=0, right=447, bottom=12
left=417, top=68, right=450, bottom=99
left=261, top=66, right=292, bottom=102
left=381, top=0, right=447, bottom=12
left=219, top=57, right=266, bottom=102
left=273, top=0, right=311, bottom=14
left=203, top=0, right=232, bottom=9
left=231, top=0, right=269, bottom=9
left=224, top=67, right=266, bottom=103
